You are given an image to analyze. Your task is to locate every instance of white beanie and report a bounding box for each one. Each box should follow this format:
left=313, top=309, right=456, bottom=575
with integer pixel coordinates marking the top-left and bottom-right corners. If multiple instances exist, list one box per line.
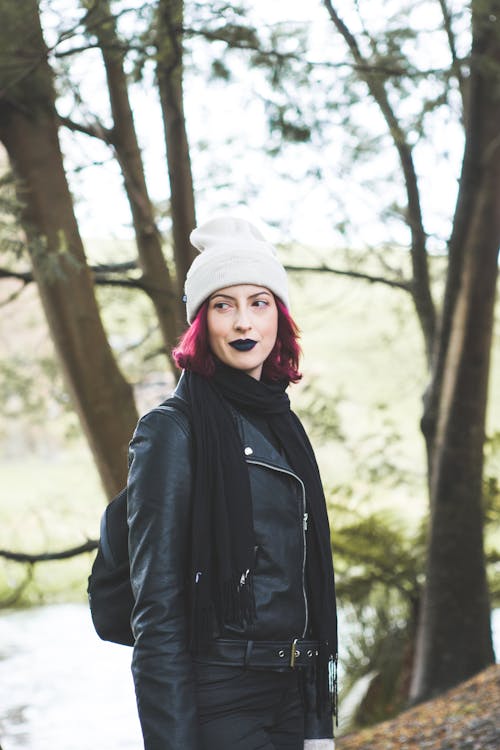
left=184, top=216, right=290, bottom=323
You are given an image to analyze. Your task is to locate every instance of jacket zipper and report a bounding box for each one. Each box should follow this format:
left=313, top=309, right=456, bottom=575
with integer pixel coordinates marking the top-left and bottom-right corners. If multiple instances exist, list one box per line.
left=246, top=458, right=309, bottom=638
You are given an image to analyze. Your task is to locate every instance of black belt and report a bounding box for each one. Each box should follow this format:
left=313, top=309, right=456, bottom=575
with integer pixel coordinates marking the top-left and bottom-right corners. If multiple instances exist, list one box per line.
left=194, top=638, right=320, bottom=669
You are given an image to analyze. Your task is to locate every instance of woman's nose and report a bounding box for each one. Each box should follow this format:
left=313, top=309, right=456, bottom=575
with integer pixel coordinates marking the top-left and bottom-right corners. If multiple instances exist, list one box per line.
left=235, top=310, right=252, bottom=331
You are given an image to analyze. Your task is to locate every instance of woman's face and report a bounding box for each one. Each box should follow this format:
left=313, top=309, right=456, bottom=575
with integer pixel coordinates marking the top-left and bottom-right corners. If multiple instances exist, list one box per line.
left=206, top=284, right=278, bottom=380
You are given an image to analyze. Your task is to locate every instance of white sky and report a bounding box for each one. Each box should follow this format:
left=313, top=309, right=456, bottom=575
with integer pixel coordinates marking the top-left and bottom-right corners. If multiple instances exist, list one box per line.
left=41, top=0, right=466, bottom=254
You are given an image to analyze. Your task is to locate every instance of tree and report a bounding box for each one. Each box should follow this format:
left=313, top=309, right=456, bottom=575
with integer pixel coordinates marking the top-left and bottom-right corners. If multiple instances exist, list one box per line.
left=155, top=0, right=197, bottom=287
left=410, top=0, right=499, bottom=699
left=80, top=0, right=184, bottom=361
left=48, top=0, right=199, bottom=342
left=321, top=0, right=498, bottom=700
left=0, top=0, right=138, bottom=497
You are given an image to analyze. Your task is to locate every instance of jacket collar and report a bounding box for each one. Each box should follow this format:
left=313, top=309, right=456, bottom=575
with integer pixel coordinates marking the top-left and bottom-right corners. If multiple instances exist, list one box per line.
left=173, top=370, right=189, bottom=401
left=231, top=409, right=295, bottom=474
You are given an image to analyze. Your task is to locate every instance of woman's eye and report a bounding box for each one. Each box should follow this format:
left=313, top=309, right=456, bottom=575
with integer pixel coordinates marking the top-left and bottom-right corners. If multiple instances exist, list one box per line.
left=253, top=299, right=268, bottom=308
left=213, top=301, right=230, bottom=310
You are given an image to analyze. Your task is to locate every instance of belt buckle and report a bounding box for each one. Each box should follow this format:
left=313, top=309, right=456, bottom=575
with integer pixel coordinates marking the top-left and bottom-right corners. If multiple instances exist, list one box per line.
left=289, top=638, right=299, bottom=668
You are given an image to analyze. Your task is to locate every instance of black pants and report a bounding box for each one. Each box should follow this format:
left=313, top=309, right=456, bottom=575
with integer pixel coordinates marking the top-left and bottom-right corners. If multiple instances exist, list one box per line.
left=194, top=662, right=305, bottom=750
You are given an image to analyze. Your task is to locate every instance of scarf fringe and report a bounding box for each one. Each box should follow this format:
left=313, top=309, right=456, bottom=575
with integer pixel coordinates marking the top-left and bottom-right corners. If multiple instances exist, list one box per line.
left=330, top=652, right=339, bottom=725
left=299, top=647, right=338, bottom=727
left=314, top=646, right=338, bottom=723
left=222, top=573, right=256, bottom=625
left=190, top=572, right=256, bottom=651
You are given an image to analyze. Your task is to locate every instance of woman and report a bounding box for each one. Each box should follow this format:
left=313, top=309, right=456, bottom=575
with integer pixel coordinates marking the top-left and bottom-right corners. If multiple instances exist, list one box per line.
left=127, top=216, right=338, bottom=750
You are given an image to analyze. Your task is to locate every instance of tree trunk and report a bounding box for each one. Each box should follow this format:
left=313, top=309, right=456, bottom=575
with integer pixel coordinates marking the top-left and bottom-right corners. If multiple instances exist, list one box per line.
left=410, top=0, right=499, bottom=701
left=83, top=0, right=183, bottom=363
left=155, top=0, right=197, bottom=291
left=0, top=0, right=138, bottom=498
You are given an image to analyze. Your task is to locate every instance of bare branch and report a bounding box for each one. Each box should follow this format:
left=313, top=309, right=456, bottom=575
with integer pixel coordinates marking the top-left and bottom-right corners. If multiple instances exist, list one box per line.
left=94, top=276, right=145, bottom=289
left=58, top=114, right=114, bottom=144
left=0, top=261, right=137, bottom=283
left=0, top=280, right=29, bottom=307
left=53, top=41, right=130, bottom=59
left=437, top=0, right=467, bottom=107
left=0, top=540, right=98, bottom=564
left=0, top=267, right=32, bottom=282
left=284, top=264, right=412, bottom=291
left=92, top=261, right=137, bottom=272
left=0, top=260, right=411, bottom=293
left=323, top=0, right=436, bottom=362
left=48, top=4, right=145, bottom=57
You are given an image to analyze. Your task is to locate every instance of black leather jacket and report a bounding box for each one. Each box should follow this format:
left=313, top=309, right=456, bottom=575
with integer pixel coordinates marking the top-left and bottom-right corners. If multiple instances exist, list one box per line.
left=127, top=375, right=333, bottom=749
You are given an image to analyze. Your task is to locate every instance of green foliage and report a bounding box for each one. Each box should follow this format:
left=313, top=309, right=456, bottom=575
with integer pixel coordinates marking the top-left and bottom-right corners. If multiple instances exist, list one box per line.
left=332, top=504, right=425, bottom=726
left=211, top=58, right=231, bottom=80
left=297, top=380, right=345, bottom=443
left=265, top=102, right=312, bottom=145
left=333, top=510, right=425, bottom=608
left=330, top=424, right=500, bottom=728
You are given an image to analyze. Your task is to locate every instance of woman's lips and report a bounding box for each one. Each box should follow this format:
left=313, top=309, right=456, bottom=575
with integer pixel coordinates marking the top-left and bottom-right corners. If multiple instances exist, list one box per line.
left=229, top=339, right=257, bottom=351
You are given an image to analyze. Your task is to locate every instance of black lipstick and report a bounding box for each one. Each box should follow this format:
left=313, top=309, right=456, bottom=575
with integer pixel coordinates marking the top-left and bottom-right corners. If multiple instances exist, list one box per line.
left=229, top=339, right=257, bottom=351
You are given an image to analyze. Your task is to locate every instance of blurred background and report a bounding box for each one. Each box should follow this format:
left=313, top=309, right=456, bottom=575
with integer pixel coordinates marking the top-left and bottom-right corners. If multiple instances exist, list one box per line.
left=0, top=0, right=499, bottom=748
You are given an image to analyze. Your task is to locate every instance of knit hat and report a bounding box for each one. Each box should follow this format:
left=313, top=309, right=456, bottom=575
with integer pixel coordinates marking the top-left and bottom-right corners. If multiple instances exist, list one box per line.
left=184, top=216, right=290, bottom=323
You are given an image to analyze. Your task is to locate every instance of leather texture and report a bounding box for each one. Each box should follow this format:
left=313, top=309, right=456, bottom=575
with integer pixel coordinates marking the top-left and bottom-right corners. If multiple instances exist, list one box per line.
left=195, top=637, right=320, bottom=668
left=127, top=376, right=334, bottom=749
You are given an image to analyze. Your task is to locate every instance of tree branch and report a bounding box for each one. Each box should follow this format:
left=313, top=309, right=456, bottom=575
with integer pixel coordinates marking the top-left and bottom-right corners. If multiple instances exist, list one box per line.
left=0, top=280, right=29, bottom=307
left=53, top=41, right=130, bottom=59
left=0, top=267, right=32, bottom=282
left=323, top=0, right=436, bottom=363
left=184, top=25, right=449, bottom=79
left=0, top=261, right=411, bottom=292
left=94, top=276, right=145, bottom=289
left=437, top=0, right=467, bottom=107
left=0, top=540, right=98, bottom=563
left=92, top=261, right=137, bottom=272
left=58, top=114, right=114, bottom=144
left=0, top=261, right=139, bottom=283
left=284, top=264, right=412, bottom=291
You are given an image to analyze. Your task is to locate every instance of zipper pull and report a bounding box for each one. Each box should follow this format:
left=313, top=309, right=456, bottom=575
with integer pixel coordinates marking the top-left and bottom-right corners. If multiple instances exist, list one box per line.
left=303, top=512, right=308, bottom=531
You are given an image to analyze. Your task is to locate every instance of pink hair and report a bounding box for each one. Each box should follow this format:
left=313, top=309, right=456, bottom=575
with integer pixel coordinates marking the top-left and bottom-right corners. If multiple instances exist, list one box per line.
left=172, top=297, right=302, bottom=383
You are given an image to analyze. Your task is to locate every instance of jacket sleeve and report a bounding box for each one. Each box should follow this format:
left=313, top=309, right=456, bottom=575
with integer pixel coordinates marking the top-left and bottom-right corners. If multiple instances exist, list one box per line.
left=127, top=408, right=200, bottom=750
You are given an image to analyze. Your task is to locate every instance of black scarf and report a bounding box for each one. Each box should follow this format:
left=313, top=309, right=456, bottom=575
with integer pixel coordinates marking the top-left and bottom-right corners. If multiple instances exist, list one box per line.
left=185, top=363, right=337, bottom=716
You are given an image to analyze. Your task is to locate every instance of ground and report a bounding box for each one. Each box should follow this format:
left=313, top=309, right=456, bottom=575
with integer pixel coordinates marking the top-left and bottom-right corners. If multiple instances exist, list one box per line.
left=336, top=664, right=500, bottom=750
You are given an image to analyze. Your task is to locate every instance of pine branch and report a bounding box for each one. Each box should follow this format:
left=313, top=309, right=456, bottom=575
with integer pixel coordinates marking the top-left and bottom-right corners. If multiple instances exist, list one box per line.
left=183, top=24, right=449, bottom=79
